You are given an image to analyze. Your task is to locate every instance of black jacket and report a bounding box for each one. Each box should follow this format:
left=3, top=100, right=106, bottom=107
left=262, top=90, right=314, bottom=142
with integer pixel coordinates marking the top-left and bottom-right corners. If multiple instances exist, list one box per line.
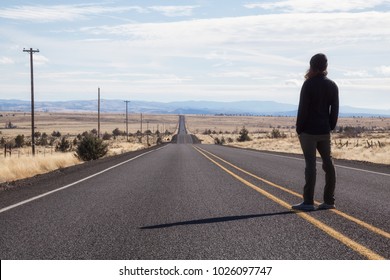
left=296, top=75, right=339, bottom=135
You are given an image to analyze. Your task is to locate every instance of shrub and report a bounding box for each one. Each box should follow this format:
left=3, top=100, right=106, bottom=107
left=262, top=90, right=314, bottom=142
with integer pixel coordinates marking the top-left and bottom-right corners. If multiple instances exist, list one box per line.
left=56, top=137, right=71, bottom=152
left=91, top=129, right=98, bottom=136
left=270, top=128, right=286, bottom=138
left=41, top=133, right=49, bottom=146
left=237, top=127, right=251, bottom=142
left=52, top=131, right=61, bottom=137
left=15, top=134, right=25, bottom=148
left=75, top=134, right=108, bottom=161
left=102, top=132, right=112, bottom=140
left=112, top=128, right=122, bottom=137
left=214, top=137, right=226, bottom=145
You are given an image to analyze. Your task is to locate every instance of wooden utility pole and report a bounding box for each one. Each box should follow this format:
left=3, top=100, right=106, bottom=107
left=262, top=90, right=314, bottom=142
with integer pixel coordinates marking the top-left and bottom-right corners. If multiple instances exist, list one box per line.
left=124, top=100, right=130, bottom=141
left=98, top=87, right=101, bottom=138
left=146, top=121, right=149, bottom=146
left=140, top=113, right=143, bottom=136
left=23, top=48, right=39, bottom=156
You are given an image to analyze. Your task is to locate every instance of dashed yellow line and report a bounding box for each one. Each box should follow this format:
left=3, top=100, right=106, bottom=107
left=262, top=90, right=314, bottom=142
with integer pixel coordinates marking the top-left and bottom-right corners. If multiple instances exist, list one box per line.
left=197, top=146, right=390, bottom=240
left=193, top=146, right=385, bottom=260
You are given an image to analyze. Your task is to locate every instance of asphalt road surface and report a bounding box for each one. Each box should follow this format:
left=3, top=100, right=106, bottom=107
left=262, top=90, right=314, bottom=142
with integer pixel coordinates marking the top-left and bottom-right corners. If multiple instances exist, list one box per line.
left=0, top=116, right=389, bottom=259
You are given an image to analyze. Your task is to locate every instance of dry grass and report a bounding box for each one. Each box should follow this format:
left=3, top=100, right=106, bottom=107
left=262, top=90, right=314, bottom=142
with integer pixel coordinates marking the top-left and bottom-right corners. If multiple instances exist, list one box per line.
left=0, top=135, right=166, bottom=183
left=187, top=115, right=390, bottom=165
left=0, top=152, right=81, bottom=183
left=0, top=112, right=179, bottom=139
left=0, top=112, right=179, bottom=183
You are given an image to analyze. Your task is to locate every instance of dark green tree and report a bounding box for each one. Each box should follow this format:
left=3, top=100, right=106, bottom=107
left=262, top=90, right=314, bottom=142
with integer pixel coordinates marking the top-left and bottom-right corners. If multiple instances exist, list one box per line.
left=56, top=137, right=71, bottom=152
left=237, top=127, right=251, bottom=142
left=15, top=134, right=25, bottom=148
left=75, top=134, right=108, bottom=161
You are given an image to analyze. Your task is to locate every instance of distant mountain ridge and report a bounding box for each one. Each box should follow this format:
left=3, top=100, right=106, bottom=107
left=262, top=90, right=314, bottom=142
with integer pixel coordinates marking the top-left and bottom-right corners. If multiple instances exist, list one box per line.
left=0, top=99, right=389, bottom=117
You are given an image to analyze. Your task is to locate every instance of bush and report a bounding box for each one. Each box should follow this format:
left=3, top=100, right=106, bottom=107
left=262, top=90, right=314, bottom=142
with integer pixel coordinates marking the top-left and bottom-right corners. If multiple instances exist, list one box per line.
left=112, top=128, right=122, bottom=137
left=75, top=134, right=108, bottom=161
left=15, top=134, right=25, bottom=148
left=56, top=137, right=71, bottom=152
left=102, top=132, right=112, bottom=140
left=270, top=128, right=286, bottom=138
left=237, top=127, right=251, bottom=142
left=52, top=131, right=61, bottom=137
left=214, top=137, right=226, bottom=145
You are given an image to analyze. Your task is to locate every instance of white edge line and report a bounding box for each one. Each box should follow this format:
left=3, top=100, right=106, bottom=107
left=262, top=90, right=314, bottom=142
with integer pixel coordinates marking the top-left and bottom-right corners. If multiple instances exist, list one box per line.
left=236, top=149, right=390, bottom=177
left=0, top=146, right=166, bottom=214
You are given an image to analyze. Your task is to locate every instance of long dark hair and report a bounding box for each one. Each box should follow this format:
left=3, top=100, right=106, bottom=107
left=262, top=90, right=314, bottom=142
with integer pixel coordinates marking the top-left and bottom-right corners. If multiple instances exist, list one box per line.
left=305, top=68, right=328, bottom=80
left=305, top=53, right=328, bottom=80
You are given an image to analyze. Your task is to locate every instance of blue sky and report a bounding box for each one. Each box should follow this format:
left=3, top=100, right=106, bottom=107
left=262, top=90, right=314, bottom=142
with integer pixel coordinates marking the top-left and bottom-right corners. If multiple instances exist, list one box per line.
left=1, top=0, right=390, bottom=109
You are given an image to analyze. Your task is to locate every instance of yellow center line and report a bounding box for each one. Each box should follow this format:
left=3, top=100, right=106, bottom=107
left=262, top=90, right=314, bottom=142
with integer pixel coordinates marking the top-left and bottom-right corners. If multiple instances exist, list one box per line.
left=193, top=146, right=385, bottom=260
left=197, top=146, right=390, bottom=240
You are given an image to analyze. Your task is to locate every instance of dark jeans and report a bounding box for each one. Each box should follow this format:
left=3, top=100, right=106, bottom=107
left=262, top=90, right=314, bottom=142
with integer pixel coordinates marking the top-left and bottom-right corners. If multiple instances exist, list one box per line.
left=299, top=133, right=336, bottom=205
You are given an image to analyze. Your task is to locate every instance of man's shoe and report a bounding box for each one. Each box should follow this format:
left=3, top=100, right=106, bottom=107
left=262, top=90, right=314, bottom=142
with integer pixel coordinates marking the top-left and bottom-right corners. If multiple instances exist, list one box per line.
left=317, top=203, right=336, bottom=210
left=291, top=202, right=315, bottom=211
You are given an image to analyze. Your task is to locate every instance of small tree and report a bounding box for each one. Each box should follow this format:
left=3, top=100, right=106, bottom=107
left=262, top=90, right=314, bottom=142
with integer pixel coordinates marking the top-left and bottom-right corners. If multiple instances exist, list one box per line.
left=102, top=132, right=112, bottom=140
left=0, top=137, right=5, bottom=148
left=38, top=132, right=49, bottom=146
left=76, top=134, right=108, bottom=161
left=112, top=128, right=122, bottom=137
left=214, top=136, right=226, bottom=145
left=237, top=127, right=251, bottom=142
left=270, top=128, right=286, bottom=139
left=56, top=137, right=71, bottom=152
left=15, top=134, right=25, bottom=148
left=52, top=131, right=61, bottom=137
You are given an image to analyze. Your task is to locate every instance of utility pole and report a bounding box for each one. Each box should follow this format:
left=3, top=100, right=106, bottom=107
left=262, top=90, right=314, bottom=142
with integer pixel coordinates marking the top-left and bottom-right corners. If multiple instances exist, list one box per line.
left=124, top=100, right=130, bottom=141
left=98, top=87, right=101, bottom=138
left=141, top=113, right=143, bottom=138
left=23, top=48, right=39, bottom=156
left=146, top=120, right=149, bottom=146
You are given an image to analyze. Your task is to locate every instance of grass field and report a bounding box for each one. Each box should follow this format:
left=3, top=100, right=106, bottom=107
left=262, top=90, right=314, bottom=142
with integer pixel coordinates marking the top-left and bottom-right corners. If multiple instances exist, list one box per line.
left=186, top=115, right=390, bottom=165
left=1, top=112, right=389, bottom=183
left=0, top=112, right=179, bottom=183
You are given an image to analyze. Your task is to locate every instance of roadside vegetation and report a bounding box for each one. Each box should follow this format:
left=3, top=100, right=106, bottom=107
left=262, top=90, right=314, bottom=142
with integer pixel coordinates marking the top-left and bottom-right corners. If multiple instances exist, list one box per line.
left=188, top=116, right=390, bottom=165
left=0, top=113, right=177, bottom=183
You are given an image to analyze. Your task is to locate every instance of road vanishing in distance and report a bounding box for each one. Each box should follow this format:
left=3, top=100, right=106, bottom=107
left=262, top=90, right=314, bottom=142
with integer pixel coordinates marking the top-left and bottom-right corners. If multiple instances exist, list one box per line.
left=0, top=115, right=389, bottom=259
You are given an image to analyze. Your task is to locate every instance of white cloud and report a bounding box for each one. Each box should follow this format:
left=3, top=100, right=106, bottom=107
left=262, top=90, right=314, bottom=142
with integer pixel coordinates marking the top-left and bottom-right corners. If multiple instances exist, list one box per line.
left=80, top=12, right=390, bottom=46
left=343, top=70, right=372, bottom=78
left=0, top=4, right=144, bottom=22
left=376, top=65, right=390, bottom=76
left=33, top=54, right=49, bottom=65
left=149, top=6, right=199, bottom=17
left=0, top=4, right=200, bottom=22
left=0, top=56, right=14, bottom=64
left=244, top=0, right=390, bottom=13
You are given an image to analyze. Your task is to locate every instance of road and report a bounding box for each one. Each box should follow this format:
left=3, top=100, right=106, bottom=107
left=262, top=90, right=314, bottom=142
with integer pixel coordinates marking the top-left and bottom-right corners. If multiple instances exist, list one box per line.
left=0, top=115, right=389, bottom=259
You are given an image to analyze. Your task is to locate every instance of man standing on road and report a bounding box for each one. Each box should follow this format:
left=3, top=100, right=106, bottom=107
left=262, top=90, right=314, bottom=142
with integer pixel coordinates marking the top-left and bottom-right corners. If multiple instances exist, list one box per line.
left=292, top=53, right=339, bottom=211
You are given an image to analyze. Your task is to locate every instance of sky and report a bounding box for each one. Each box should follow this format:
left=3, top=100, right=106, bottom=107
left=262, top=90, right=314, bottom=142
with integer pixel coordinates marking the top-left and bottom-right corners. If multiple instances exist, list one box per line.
left=0, top=0, right=390, bottom=109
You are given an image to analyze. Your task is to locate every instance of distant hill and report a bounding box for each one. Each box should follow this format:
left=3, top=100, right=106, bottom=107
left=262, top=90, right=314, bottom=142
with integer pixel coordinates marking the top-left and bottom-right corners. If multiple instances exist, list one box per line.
left=0, top=99, right=389, bottom=117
